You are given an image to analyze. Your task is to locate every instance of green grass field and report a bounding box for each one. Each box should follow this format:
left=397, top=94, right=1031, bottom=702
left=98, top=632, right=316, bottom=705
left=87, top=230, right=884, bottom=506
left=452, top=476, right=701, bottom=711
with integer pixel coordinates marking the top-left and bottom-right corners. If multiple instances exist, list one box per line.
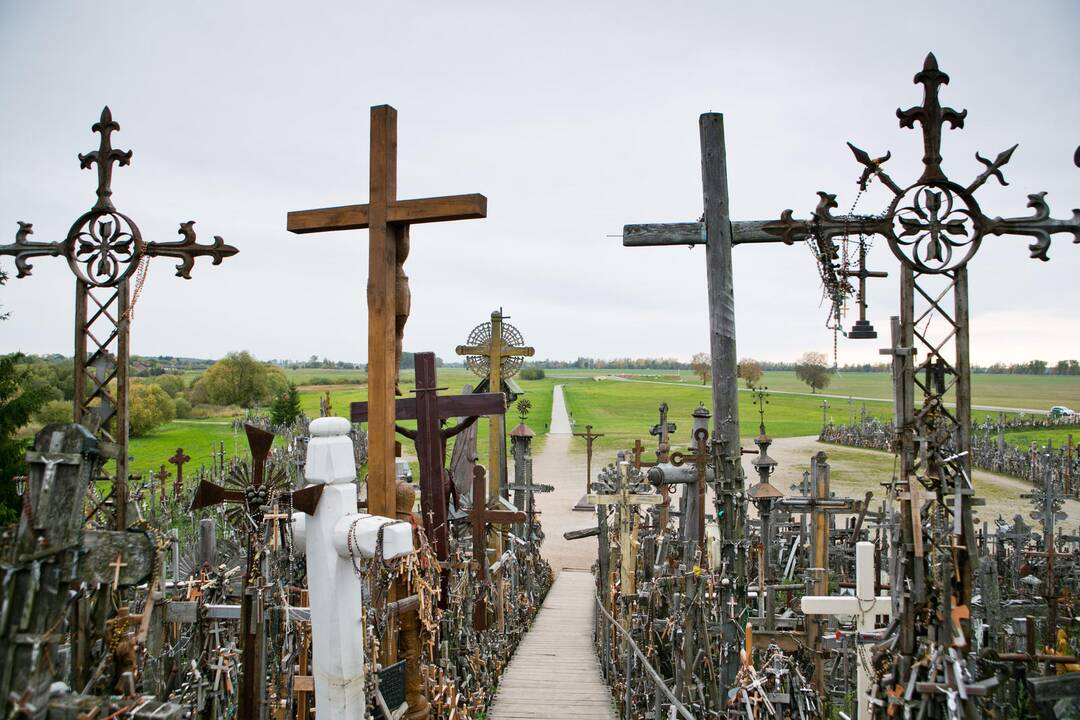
left=127, top=368, right=558, bottom=480
left=125, top=368, right=1080, bottom=476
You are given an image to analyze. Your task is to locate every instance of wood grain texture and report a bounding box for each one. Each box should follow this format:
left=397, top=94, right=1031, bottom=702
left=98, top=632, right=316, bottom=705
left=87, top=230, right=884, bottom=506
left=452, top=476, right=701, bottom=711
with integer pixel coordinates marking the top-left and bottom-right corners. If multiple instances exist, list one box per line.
left=487, top=571, right=615, bottom=720
left=286, top=194, right=487, bottom=234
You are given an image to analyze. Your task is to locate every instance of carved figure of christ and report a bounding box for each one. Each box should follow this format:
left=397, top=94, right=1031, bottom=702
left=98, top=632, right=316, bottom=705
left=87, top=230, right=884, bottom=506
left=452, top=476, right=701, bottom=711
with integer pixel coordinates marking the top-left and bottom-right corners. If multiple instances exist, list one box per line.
left=288, top=105, right=487, bottom=519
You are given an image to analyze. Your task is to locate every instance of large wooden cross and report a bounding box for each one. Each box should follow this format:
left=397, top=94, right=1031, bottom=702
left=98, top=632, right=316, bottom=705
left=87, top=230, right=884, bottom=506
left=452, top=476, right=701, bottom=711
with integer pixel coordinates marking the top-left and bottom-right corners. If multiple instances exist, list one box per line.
left=287, top=104, right=487, bottom=519
left=470, top=466, right=525, bottom=630
left=455, top=309, right=534, bottom=500
left=351, top=351, right=505, bottom=607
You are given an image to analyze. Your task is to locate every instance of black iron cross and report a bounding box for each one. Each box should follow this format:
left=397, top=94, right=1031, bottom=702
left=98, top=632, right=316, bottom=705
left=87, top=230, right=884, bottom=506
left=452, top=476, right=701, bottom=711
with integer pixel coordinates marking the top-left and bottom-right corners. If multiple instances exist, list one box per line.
left=649, top=402, right=677, bottom=464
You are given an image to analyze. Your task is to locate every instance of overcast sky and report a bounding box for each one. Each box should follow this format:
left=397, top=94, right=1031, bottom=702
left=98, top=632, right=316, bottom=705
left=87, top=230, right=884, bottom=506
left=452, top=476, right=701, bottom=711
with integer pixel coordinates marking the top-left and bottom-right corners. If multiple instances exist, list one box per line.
left=1, top=1, right=1077, bottom=366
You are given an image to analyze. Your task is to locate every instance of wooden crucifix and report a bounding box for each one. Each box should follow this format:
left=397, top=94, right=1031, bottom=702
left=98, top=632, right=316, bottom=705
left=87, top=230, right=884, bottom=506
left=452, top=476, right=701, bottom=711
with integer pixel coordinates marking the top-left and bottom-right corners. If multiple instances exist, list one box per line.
left=455, top=309, right=534, bottom=500
left=287, top=105, right=487, bottom=520
left=169, top=447, right=190, bottom=503
left=572, top=424, right=604, bottom=511
left=190, top=424, right=323, bottom=720
left=352, top=351, right=505, bottom=606
left=470, top=466, right=525, bottom=631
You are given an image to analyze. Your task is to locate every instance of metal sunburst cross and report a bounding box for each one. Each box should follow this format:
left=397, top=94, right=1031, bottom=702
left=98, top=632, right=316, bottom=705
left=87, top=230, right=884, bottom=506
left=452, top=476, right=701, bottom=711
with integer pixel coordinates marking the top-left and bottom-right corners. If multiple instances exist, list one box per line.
left=0, top=107, right=238, bottom=529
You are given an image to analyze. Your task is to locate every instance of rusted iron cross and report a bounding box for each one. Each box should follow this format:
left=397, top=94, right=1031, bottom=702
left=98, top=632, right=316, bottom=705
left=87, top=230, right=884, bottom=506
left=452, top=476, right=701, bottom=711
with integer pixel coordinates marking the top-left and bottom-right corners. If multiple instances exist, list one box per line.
left=0, top=107, right=237, bottom=530
left=169, top=447, right=190, bottom=502
left=288, top=105, right=487, bottom=521
left=351, top=351, right=505, bottom=608
left=470, top=466, right=525, bottom=631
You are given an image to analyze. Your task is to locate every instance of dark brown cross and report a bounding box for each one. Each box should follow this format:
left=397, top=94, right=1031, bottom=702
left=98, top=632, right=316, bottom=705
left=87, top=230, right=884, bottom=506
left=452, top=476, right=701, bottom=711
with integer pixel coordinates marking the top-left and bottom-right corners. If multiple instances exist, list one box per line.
left=287, top=105, right=487, bottom=522
left=573, top=424, right=604, bottom=497
left=169, top=447, right=190, bottom=502
left=352, top=351, right=505, bottom=607
left=189, top=424, right=323, bottom=720
left=470, top=465, right=525, bottom=631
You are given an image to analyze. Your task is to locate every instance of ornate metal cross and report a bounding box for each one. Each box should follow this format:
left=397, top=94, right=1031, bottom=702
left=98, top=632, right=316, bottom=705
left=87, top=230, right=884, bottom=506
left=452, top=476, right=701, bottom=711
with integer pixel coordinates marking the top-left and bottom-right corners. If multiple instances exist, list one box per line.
left=288, top=105, right=487, bottom=520
left=456, top=309, right=535, bottom=500
left=0, top=107, right=237, bottom=529
left=169, top=447, right=191, bottom=503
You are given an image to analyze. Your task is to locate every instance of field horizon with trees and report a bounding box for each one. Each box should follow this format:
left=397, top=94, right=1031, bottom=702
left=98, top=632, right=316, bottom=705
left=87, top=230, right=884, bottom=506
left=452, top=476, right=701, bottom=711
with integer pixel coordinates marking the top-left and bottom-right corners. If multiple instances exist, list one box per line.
left=3, top=340, right=1080, bottom=520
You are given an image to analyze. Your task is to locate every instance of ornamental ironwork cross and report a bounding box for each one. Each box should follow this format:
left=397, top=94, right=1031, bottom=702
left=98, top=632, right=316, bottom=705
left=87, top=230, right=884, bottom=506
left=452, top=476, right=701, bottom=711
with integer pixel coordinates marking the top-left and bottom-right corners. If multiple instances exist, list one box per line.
left=0, top=107, right=238, bottom=530
left=288, top=105, right=487, bottom=521
left=456, top=309, right=535, bottom=500
left=169, top=447, right=191, bottom=503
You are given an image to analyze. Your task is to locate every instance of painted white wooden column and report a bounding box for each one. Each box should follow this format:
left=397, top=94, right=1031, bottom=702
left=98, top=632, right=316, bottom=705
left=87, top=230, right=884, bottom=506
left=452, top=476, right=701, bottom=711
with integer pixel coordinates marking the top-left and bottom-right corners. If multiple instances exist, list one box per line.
left=801, top=541, right=891, bottom=720
left=293, top=417, right=414, bottom=720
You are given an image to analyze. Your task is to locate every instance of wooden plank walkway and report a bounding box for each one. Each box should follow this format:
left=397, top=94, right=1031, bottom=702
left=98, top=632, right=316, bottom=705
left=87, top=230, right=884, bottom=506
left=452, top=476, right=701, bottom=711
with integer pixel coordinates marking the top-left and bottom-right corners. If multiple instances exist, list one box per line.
left=488, top=570, right=615, bottom=719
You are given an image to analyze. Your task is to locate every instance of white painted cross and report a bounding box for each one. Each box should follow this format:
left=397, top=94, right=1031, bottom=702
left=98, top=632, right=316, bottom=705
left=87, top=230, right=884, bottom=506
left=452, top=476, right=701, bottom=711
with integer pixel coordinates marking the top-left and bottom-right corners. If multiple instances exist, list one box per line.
left=800, top=541, right=890, bottom=720
left=292, top=417, right=414, bottom=720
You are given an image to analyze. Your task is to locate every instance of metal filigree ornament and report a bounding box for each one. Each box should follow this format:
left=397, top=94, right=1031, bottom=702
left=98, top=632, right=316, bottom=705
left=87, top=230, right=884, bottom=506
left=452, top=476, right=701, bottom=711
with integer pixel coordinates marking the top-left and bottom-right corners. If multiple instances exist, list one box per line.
left=763, top=53, right=1080, bottom=274
left=462, top=319, right=527, bottom=380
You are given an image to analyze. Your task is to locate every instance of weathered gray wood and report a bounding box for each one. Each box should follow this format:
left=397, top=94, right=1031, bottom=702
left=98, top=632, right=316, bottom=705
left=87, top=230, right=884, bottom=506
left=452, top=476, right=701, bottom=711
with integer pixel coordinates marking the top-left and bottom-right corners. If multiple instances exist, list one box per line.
left=77, top=529, right=155, bottom=586
left=622, top=219, right=791, bottom=247
left=488, top=571, right=614, bottom=720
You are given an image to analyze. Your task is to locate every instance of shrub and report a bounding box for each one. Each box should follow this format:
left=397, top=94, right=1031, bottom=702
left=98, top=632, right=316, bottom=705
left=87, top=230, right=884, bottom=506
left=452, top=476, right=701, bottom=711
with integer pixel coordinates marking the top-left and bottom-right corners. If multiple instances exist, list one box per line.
left=173, top=397, right=193, bottom=419
left=34, top=399, right=73, bottom=425
left=129, top=383, right=175, bottom=437
left=520, top=367, right=546, bottom=380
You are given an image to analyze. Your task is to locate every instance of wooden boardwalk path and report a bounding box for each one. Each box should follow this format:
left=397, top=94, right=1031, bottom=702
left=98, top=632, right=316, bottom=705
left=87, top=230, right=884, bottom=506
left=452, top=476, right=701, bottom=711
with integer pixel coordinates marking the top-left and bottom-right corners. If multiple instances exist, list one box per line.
left=488, top=570, right=614, bottom=719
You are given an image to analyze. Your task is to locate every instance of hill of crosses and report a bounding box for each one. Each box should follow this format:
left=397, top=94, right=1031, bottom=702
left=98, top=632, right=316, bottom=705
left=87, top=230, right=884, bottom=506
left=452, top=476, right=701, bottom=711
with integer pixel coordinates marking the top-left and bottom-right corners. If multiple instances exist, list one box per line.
left=2, top=53, right=1080, bottom=720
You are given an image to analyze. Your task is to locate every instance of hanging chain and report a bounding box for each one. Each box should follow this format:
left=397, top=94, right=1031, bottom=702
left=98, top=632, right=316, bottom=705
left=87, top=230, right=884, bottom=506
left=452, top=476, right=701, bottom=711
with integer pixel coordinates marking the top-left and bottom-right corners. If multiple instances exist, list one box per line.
left=121, top=255, right=151, bottom=322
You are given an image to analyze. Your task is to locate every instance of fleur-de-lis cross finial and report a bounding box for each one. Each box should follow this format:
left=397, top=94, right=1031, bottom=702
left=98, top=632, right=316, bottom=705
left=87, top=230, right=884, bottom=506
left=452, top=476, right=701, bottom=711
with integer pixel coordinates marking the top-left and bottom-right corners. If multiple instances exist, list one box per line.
left=897, top=53, right=968, bottom=183
left=78, top=106, right=133, bottom=211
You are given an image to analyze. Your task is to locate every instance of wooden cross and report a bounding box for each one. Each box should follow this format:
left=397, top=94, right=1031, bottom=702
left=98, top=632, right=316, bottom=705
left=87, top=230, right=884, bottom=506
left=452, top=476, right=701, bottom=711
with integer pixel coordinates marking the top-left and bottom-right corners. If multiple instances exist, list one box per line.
left=801, top=541, right=891, bottom=720
left=572, top=424, right=604, bottom=500
left=109, top=553, right=128, bottom=587
left=470, top=466, right=525, bottom=630
left=287, top=104, right=487, bottom=520
left=455, top=310, right=534, bottom=504
left=263, top=503, right=290, bottom=551
left=352, top=351, right=505, bottom=607
left=588, top=461, right=662, bottom=598
left=169, top=447, right=190, bottom=502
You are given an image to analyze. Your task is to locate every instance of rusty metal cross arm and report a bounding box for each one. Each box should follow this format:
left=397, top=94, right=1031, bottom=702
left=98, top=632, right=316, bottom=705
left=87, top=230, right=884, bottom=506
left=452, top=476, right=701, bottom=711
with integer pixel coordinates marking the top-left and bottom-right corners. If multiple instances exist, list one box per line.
left=0, top=222, right=63, bottom=278
left=143, top=221, right=238, bottom=279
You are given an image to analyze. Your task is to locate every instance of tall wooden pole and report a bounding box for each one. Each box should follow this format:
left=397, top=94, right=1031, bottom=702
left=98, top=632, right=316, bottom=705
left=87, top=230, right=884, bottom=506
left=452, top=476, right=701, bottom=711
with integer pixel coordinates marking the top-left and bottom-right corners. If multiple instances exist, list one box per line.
left=488, top=311, right=505, bottom=502
left=700, top=113, right=746, bottom=691
left=367, top=106, right=399, bottom=520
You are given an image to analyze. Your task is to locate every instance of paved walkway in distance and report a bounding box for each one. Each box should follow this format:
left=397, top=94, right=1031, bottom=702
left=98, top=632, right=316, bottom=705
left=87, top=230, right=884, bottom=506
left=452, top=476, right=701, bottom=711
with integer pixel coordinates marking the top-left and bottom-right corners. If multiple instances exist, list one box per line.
left=549, top=384, right=573, bottom=434
left=487, top=570, right=614, bottom=720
